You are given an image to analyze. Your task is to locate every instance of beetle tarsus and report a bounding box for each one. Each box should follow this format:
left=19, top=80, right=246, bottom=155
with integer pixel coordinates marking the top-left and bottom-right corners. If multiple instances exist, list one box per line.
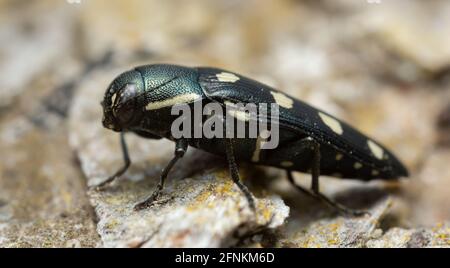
left=224, top=138, right=256, bottom=212
left=286, top=171, right=369, bottom=217
left=315, top=191, right=370, bottom=217
left=94, top=132, right=130, bottom=190
left=134, top=139, right=187, bottom=211
left=133, top=184, right=163, bottom=210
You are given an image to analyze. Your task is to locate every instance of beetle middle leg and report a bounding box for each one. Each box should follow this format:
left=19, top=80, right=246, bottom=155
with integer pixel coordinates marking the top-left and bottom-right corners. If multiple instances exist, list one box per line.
left=224, top=138, right=256, bottom=212
left=286, top=138, right=368, bottom=217
left=134, top=139, right=188, bottom=210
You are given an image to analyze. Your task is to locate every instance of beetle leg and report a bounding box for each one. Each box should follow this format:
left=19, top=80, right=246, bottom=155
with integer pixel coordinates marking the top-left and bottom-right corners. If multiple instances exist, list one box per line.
left=224, top=138, right=256, bottom=212
left=286, top=171, right=368, bottom=217
left=134, top=139, right=188, bottom=210
left=286, top=139, right=369, bottom=217
left=309, top=144, right=369, bottom=216
left=95, top=132, right=130, bottom=190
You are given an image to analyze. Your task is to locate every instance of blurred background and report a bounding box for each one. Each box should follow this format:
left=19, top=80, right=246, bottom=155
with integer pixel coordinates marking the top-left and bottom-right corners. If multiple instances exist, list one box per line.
left=0, top=0, right=449, bottom=247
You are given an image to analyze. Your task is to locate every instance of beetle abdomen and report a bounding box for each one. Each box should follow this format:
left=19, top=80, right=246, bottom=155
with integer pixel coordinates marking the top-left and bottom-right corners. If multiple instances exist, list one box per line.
left=197, top=67, right=408, bottom=180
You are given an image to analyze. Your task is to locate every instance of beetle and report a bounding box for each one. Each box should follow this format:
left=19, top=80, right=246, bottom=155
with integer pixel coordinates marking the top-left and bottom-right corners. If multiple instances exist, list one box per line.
left=99, top=64, right=408, bottom=215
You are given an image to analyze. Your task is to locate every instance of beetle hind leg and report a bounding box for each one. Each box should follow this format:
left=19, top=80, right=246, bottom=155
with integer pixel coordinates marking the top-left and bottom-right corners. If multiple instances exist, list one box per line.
left=286, top=140, right=369, bottom=217
left=286, top=171, right=368, bottom=217
left=134, top=139, right=188, bottom=211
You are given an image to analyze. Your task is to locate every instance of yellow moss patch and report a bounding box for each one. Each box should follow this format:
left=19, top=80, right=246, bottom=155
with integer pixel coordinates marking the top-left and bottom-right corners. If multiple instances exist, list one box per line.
left=105, top=219, right=119, bottom=230
left=256, top=202, right=272, bottom=223
left=186, top=171, right=235, bottom=211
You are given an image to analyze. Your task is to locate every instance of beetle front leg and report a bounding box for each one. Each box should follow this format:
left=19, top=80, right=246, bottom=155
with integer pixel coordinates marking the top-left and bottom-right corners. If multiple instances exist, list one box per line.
left=224, top=138, right=256, bottom=212
left=95, top=132, right=131, bottom=190
left=134, top=139, right=188, bottom=210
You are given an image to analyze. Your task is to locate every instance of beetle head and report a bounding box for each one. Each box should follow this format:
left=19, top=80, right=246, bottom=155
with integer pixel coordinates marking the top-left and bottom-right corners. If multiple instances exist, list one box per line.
left=102, top=70, right=144, bottom=132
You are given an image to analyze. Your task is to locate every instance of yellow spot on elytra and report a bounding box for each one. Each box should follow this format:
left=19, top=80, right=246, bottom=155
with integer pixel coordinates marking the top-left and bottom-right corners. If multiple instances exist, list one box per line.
left=145, top=93, right=201, bottom=110
left=372, top=169, right=380, bottom=176
left=224, top=101, right=251, bottom=121
left=216, top=72, right=240, bottom=83
left=228, top=110, right=250, bottom=121
left=318, top=112, right=343, bottom=135
left=280, top=161, right=294, bottom=167
left=270, top=91, right=294, bottom=109
left=252, top=130, right=270, bottom=162
left=368, top=140, right=384, bottom=160
left=354, top=162, right=362, bottom=169
left=335, top=153, right=343, bottom=161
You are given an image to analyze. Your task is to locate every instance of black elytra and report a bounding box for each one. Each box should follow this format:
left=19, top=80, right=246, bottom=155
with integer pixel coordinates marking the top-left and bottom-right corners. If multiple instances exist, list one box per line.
left=99, top=64, right=409, bottom=216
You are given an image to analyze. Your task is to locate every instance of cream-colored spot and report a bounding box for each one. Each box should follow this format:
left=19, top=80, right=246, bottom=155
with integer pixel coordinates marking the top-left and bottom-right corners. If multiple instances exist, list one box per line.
left=335, top=153, right=343, bottom=161
left=354, top=162, right=362, bottom=169
left=372, top=170, right=380, bottom=176
left=270, top=91, right=294, bottom=109
left=216, top=72, right=240, bottom=83
left=280, top=161, right=294, bottom=168
left=110, top=93, right=117, bottom=106
left=368, top=140, right=384, bottom=160
left=252, top=130, right=270, bottom=162
left=228, top=110, right=250, bottom=121
left=318, top=112, right=343, bottom=135
left=224, top=101, right=251, bottom=121
left=145, top=93, right=201, bottom=110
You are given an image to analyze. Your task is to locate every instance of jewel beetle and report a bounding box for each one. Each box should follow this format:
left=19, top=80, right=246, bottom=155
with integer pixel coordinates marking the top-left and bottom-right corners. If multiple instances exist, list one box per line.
left=100, top=64, right=408, bottom=215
